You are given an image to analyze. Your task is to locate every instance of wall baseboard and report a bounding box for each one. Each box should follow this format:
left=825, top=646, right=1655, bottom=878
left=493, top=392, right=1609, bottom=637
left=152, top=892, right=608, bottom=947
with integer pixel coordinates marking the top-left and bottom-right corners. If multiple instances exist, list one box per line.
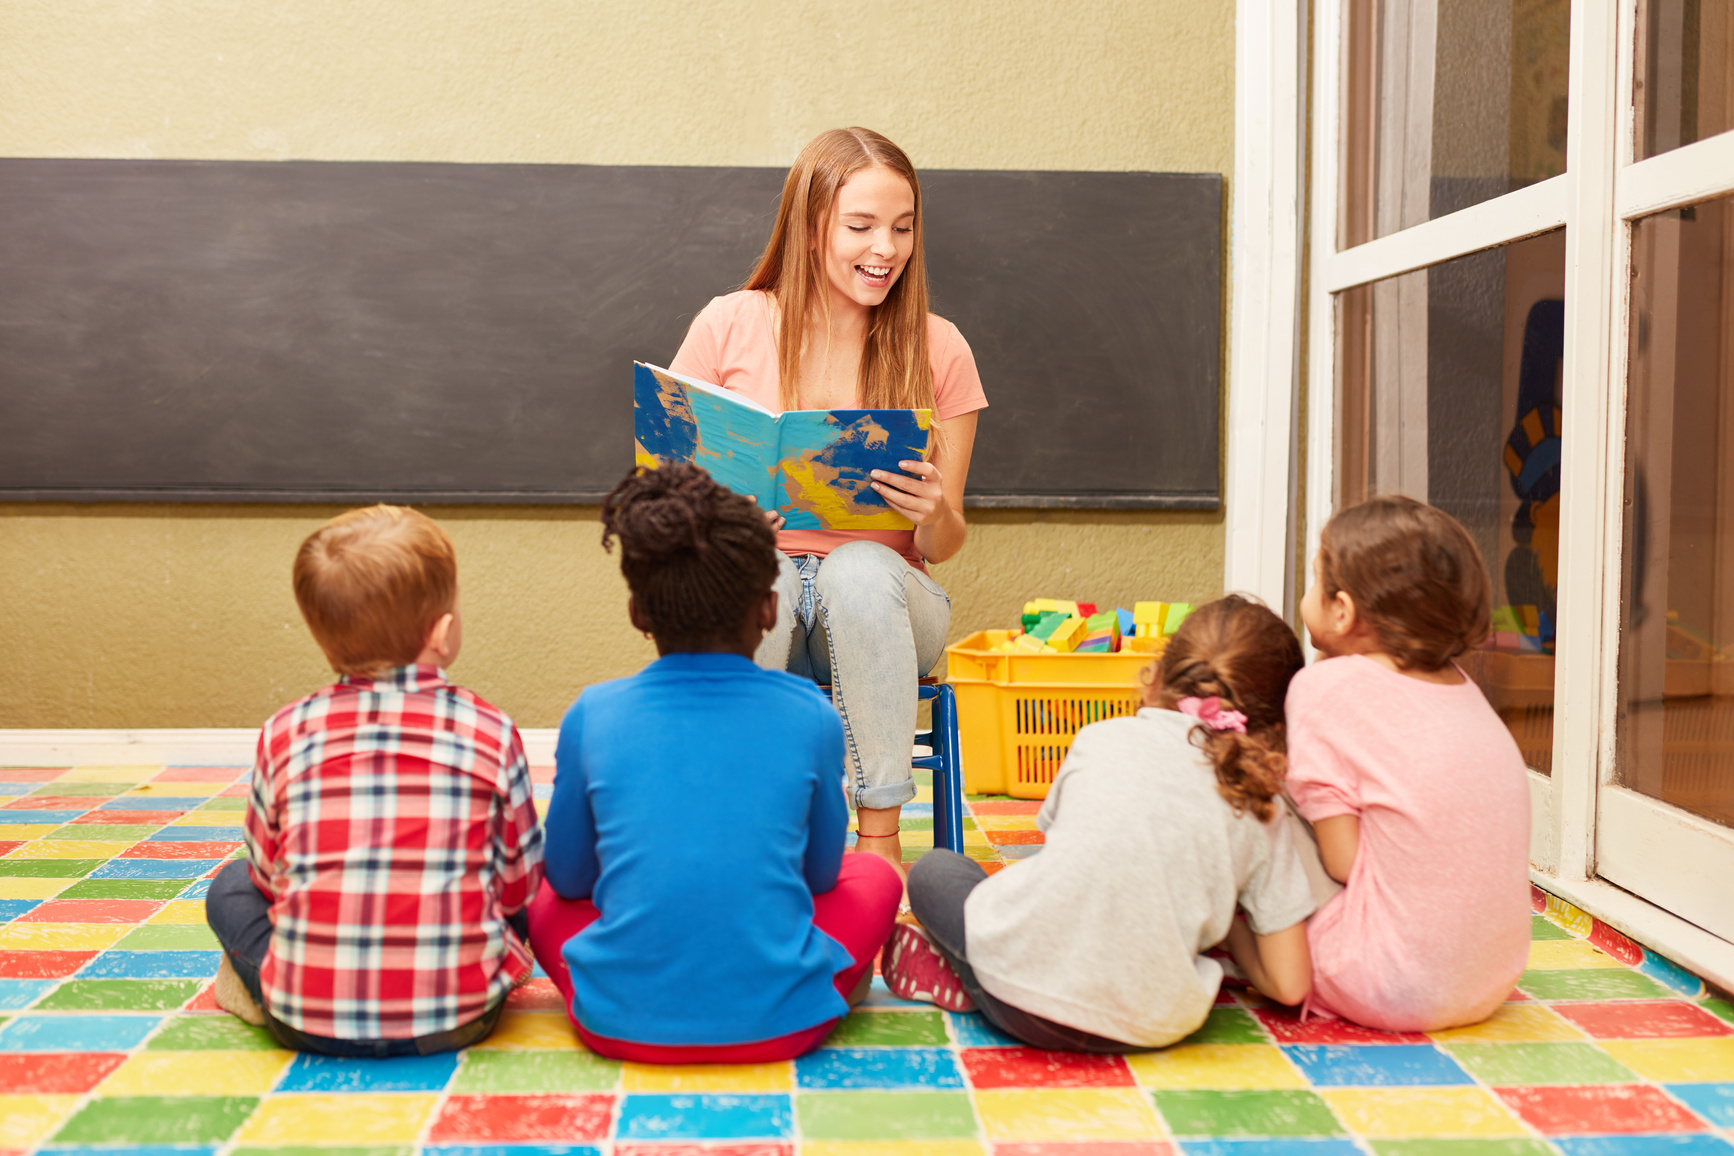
left=0, top=728, right=561, bottom=767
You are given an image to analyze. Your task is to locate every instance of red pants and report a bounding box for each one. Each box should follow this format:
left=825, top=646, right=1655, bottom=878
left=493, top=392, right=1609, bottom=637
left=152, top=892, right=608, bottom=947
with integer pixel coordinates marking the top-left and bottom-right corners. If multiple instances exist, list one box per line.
left=526, top=853, right=902, bottom=1063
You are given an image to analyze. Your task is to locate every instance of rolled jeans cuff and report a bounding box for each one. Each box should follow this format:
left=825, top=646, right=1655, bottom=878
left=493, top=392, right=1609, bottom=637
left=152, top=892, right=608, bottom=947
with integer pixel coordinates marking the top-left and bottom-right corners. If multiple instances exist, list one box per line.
left=853, top=777, right=919, bottom=811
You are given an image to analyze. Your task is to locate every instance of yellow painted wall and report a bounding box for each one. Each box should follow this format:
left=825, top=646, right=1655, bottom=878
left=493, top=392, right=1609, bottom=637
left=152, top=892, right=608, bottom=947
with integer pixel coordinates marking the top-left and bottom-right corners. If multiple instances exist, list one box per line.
left=0, top=0, right=1234, bottom=729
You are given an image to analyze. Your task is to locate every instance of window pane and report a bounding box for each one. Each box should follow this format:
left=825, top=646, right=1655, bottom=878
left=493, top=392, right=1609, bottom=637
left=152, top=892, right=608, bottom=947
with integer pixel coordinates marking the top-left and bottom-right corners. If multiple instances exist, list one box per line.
left=1619, top=195, right=1734, bottom=827
left=1340, top=0, right=1571, bottom=248
left=1336, top=230, right=1567, bottom=772
left=1636, top=0, right=1734, bottom=160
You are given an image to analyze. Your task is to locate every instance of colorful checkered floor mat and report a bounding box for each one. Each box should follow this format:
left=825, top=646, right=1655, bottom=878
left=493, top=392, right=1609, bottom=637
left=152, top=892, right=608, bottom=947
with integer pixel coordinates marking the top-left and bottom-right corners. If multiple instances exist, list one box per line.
left=3, top=762, right=1734, bottom=1155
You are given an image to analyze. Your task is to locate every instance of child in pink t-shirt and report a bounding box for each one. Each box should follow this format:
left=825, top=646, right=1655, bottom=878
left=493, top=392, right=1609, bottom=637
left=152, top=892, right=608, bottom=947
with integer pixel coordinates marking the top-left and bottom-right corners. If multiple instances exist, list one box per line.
left=1287, top=495, right=1531, bottom=1032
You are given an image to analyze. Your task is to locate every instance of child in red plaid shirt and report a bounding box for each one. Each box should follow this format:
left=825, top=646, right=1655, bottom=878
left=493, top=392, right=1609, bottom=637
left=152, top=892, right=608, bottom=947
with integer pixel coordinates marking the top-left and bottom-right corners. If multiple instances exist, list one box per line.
left=205, top=505, right=544, bottom=1056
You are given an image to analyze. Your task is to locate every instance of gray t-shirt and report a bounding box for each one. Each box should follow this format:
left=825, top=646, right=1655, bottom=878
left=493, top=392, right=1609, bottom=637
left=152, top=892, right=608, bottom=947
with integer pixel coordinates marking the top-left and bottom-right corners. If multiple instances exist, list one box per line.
left=963, top=707, right=1316, bottom=1047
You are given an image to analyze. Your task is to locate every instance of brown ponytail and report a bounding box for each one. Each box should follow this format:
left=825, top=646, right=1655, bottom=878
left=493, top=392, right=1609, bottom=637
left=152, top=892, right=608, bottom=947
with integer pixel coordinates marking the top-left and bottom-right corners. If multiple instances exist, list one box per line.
left=1142, top=595, right=1305, bottom=821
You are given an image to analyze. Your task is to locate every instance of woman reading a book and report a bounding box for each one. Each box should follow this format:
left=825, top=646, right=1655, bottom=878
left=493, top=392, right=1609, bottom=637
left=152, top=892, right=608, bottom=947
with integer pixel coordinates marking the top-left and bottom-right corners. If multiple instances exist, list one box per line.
left=671, top=126, right=987, bottom=880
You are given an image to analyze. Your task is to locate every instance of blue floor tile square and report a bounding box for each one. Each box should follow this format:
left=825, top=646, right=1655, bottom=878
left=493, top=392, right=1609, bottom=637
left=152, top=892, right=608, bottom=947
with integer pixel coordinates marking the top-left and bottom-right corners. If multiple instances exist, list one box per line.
left=177, top=879, right=214, bottom=899
left=1553, top=1137, right=1734, bottom=1155
left=1281, top=1044, right=1473, bottom=1086
left=1180, top=1143, right=1365, bottom=1156
left=147, top=827, right=246, bottom=841
left=902, top=803, right=934, bottom=817
left=276, top=1051, right=462, bottom=1092
left=859, top=977, right=927, bottom=1009
left=78, top=950, right=223, bottom=978
left=0, top=899, right=41, bottom=921
left=0, top=1013, right=162, bottom=1051
left=797, top=1046, right=964, bottom=1089
left=99, top=797, right=208, bottom=811
left=0, top=782, right=48, bottom=795
left=946, top=1011, right=1020, bottom=1048
left=0, top=979, right=57, bottom=1010
left=1666, top=1084, right=1734, bottom=1128
left=996, top=844, right=1043, bottom=860
left=616, top=1094, right=793, bottom=1140
left=0, top=809, right=90, bottom=824
left=90, top=858, right=222, bottom=879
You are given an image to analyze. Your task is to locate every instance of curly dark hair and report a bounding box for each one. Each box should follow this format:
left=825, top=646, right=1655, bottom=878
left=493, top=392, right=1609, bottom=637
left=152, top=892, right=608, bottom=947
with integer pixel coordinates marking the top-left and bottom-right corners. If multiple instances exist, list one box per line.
left=1143, top=595, right=1305, bottom=821
left=600, top=463, right=779, bottom=652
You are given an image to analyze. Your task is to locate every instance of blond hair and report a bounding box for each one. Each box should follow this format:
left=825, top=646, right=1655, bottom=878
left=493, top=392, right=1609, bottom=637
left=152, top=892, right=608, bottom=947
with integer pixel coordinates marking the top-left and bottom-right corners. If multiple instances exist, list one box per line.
left=745, top=127, right=936, bottom=415
left=293, top=505, right=456, bottom=675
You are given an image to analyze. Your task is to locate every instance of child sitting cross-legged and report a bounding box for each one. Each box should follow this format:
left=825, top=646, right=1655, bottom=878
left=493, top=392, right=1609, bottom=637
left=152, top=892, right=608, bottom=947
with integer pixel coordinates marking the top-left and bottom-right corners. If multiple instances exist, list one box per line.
left=525, top=462, right=903, bottom=1062
left=887, top=595, right=1318, bottom=1051
left=205, top=505, right=545, bottom=1056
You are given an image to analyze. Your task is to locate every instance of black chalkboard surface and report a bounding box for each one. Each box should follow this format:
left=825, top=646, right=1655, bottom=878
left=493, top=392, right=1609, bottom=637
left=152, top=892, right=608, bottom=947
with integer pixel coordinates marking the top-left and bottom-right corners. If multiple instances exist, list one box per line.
left=0, top=160, right=1220, bottom=507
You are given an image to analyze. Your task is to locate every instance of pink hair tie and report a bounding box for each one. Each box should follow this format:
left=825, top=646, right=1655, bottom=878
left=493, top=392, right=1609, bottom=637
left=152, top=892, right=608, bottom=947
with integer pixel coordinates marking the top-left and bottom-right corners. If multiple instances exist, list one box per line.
left=1177, top=695, right=1248, bottom=734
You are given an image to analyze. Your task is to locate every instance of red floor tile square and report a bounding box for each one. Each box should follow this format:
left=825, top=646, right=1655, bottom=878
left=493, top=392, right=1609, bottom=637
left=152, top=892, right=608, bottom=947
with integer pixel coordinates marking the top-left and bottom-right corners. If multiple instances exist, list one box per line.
left=2, top=797, right=99, bottom=811
left=1253, top=1006, right=1430, bottom=1044
left=1530, top=883, right=1548, bottom=911
left=1588, top=921, right=1644, bottom=966
left=1553, top=1000, right=1734, bottom=1039
left=184, top=983, right=222, bottom=1012
left=530, top=766, right=556, bottom=784
left=73, top=811, right=181, bottom=826
left=963, top=1047, right=1135, bottom=1088
left=615, top=1146, right=790, bottom=1156
left=505, top=977, right=567, bottom=1011
left=980, top=862, right=1006, bottom=876
left=997, top=1145, right=1173, bottom=1156
left=155, top=767, right=247, bottom=782
left=970, top=800, right=1045, bottom=815
left=1506, top=988, right=1533, bottom=1001
left=427, top=1094, right=614, bottom=1142
left=1495, top=1084, right=1708, bottom=1134
left=118, top=840, right=241, bottom=859
left=0, top=950, right=98, bottom=977
left=0, top=768, right=66, bottom=782
left=0, top=841, right=22, bottom=857
left=984, top=830, right=1045, bottom=846
left=0, top=1052, right=127, bottom=1092
left=18, top=898, right=166, bottom=924
left=219, top=784, right=251, bottom=798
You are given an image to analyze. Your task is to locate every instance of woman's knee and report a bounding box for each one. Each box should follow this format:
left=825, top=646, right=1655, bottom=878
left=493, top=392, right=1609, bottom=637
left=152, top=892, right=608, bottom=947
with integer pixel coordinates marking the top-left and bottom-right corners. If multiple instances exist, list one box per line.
left=813, top=541, right=907, bottom=604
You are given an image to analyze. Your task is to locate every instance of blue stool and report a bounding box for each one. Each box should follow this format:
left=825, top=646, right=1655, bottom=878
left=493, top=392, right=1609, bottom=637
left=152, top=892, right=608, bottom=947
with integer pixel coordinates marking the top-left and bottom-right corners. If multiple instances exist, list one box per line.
left=817, top=677, right=966, bottom=854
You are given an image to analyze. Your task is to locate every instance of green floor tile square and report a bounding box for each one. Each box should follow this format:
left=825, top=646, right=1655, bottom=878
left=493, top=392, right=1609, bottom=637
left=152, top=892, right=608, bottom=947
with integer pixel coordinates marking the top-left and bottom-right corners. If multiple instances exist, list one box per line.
left=1444, top=1042, right=1637, bottom=1085
left=1705, top=999, right=1734, bottom=1025
left=1371, top=1142, right=1555, bottom=1156
left=117, top=922, right=221, bottom=950
left=798, top=1091, right=976, bottom=1139
left=824, top=1010, right=949, bottom=1046
left=47, top=824, right=161, bottom=841
left=1530, top=915, right=1572, bottom=940
left=912, top=768, right=932, bottom=787
left=962, top=845, right=1002, bottom=861
left=147, top=1013, right=279, bottom=1050
left=197, top=797, right=248, bottom=811
left=60, top=878, right=192, bottom=900
left=1153, top=1089, right=1342, bottom=1137
left=0, top=858, right=105, bottom=877
left=1516, top=967, right=1672, bottom=1001
left=452, top=1048, right=621, bottom=1092
left=1176, top=1007, right=1267, bottom=1045
left=36, top=979, right=203, bottom=1011
left=53, top=1095, right=258, bottom=1145
left=30, top=782, right=135, bottom=797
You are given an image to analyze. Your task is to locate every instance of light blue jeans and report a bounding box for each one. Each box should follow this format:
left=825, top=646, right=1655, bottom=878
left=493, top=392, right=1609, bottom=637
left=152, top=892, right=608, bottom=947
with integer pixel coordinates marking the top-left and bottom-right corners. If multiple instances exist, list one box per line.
left=758, top=541, right=952, bottom=811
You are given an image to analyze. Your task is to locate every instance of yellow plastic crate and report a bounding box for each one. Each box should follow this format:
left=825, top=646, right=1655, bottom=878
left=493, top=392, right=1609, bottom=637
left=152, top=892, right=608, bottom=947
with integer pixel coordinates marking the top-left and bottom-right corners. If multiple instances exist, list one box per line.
left=946, top=629, right=1156, bottom=798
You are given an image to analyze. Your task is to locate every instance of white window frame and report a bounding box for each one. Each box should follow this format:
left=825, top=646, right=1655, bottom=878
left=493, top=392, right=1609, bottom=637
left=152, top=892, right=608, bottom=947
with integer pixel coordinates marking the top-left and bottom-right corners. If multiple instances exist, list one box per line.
left=1301, top=0, right=1734, bottom=986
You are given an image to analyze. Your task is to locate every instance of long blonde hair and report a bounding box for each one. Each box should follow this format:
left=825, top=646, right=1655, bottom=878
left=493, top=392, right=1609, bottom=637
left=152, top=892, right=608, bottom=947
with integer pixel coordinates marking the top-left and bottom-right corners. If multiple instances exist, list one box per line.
left=745, top=127, right=936, bottom=415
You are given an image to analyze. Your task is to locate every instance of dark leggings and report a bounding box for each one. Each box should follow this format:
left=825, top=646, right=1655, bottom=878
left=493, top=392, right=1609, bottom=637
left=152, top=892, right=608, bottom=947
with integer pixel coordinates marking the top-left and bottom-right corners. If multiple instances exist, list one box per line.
left=205, top=858, right=519, bottom=1057
left=905, top=850, right=1142, bottom=1054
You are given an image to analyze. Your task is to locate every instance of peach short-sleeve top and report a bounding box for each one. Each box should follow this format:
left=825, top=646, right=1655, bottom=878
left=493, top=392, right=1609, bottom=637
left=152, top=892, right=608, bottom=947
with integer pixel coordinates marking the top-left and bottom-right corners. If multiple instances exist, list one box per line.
left=670, top=290, right=988, bottom=566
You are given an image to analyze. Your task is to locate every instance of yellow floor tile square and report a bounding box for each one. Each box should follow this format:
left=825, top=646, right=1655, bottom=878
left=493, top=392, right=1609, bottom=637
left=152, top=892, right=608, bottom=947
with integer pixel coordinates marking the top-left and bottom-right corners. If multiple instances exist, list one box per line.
left=0, top=1094, right=79, bottom=1147
left=805, top=1144, right=984, bottom=1156
left=125, top=781, right=229, bottom=797
left=1429, top=1003, right=1585, bottom=1043
left=1543, top=896, right=1594, bottom=936
left=147, top=900, right=209, bottom=924
left=1526, top=940, right=1627, bottom=969
left=100, top=1049, right=295, bottom=1096
left=0, top=876, right=73, bottom=900
left=1600, top=1038, right=1734, bottom=1082
left=1323, top=1088, right=1525, bottom=1138
left=975, top=816, right=1039, bottom=831
left=961, top=832, right=991, bottom=846
left=622, top=1060, right=793, bottom=1091
left=974, top=1088, right=1161, bottom=1141
left=63, top=765, right=163, bottom=782
left=1126, top=1043, right=1307, bottom=1088
left=7, top=839, right=136, bottom=859
left=235, top=1093, right=437, bottom=1144
left=0, top=824, right=58, bottom=841
left=914, top=786, right=934, bottom=804
left=472, top=1010, right=584, bottom=1049
left=0, top=922, right=131, bottom=950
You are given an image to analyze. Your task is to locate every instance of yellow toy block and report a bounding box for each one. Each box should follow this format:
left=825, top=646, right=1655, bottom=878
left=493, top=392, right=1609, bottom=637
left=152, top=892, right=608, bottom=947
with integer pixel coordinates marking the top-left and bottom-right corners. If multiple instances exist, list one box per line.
left=1125, top=635, right=1167, bottom=654
left=1133, top=601, right=1166, bottom=626
left=1046, top=616, right=1088, bottom=653
left=1013, top=632, right=1048, bottom=653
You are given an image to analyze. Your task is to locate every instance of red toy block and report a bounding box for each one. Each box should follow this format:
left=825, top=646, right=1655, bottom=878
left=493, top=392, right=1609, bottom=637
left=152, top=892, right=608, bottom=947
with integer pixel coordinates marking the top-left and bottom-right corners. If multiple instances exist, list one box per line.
left=1554, top=999, right=1734, bottom=1039
left=427, top=1094, right=614, bottom=1142
left=962, top=1047, right=1135, bottom=1088
left=1494, top=1084, right=1707, bottom=1134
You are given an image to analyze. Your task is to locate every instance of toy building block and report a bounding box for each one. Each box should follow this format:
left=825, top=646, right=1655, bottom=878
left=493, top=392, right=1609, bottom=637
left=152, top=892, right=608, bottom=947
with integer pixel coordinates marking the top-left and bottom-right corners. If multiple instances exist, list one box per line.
left=1076, top=602, right=1098, bottom=618
left=1160, top=603, right=1193, bottom=635
left=1491, top=606, right=1523, bottom=635
left=1013, top=632, right=1048, bottom=653
left=1133, top=602, right=1166, bottom=629
left=1046, top=616, right=1088, bottom=653
left=1517, top=605, right=1540, bottom=636
left=1125, top=634, right=1166, bottom=654
left=1116, top=607, right=1135, bottom=638
left=1028, top=611, right=1069, bottom=642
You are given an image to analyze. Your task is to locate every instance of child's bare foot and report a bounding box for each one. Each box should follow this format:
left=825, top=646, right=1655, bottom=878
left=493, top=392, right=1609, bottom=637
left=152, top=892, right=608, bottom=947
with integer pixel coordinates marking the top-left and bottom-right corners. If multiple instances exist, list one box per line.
left=213, top=955, right=266, bottom=1026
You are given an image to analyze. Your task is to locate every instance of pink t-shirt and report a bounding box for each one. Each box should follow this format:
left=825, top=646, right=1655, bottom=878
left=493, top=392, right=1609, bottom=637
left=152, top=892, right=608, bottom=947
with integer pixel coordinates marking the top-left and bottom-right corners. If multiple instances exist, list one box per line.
left=1285, top=655, right=1531, bottom=1032
left=670, top=290, right=988, bottom=565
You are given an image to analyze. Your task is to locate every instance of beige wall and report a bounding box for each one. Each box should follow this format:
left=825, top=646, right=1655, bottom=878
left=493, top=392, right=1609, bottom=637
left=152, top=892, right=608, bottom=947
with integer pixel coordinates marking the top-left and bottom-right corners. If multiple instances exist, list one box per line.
left=0, top=0, right=1234, bottom=729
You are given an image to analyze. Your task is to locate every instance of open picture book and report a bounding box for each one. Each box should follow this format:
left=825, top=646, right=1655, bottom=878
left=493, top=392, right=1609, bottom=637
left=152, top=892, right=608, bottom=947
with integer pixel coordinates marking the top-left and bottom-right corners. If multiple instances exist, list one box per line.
left=632, top=362, right=934, bottom=531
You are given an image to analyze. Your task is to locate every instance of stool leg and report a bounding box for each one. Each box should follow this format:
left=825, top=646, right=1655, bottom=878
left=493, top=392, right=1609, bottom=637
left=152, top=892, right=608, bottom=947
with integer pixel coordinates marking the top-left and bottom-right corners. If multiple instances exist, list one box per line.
left=934, top=684, right=966, bottom=854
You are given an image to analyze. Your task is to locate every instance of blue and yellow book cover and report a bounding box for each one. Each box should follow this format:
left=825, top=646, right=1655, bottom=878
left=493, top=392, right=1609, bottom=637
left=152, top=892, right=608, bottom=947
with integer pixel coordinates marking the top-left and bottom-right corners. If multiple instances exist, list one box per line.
left=633, top=362, right=933, bottom=531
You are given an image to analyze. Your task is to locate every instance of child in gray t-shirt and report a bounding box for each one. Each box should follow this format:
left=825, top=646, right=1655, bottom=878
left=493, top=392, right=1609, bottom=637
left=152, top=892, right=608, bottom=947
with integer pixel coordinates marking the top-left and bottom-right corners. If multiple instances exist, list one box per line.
left=888, top=595, right=1317, bottom=1051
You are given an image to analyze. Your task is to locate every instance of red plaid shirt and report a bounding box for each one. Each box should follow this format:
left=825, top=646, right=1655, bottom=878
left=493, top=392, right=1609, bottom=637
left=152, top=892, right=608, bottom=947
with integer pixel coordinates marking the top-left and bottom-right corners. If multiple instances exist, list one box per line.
left=244, top=664, right=544, bottom=1039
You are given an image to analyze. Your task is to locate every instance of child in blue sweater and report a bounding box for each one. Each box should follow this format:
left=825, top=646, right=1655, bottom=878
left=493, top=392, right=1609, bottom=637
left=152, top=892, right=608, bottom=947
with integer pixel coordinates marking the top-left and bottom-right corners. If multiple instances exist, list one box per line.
left=526, top=462, right=903, bottom=1062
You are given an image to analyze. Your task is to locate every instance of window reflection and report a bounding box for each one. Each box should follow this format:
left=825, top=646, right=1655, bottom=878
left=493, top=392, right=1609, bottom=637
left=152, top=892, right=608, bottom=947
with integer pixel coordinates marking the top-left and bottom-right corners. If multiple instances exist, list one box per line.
left=1341, top=0, right=1571, bottom=248
left=1337, top=230, right=1567, bottom=771
left=1619, top=194, right=1734, bottom=828
left=1636, top=0, right=1734, bottom=161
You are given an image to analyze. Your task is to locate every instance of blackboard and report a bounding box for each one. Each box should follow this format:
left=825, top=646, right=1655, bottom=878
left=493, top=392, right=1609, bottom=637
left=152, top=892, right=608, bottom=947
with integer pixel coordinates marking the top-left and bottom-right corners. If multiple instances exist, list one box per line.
left=0, top=160, right=1221, bottom=507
